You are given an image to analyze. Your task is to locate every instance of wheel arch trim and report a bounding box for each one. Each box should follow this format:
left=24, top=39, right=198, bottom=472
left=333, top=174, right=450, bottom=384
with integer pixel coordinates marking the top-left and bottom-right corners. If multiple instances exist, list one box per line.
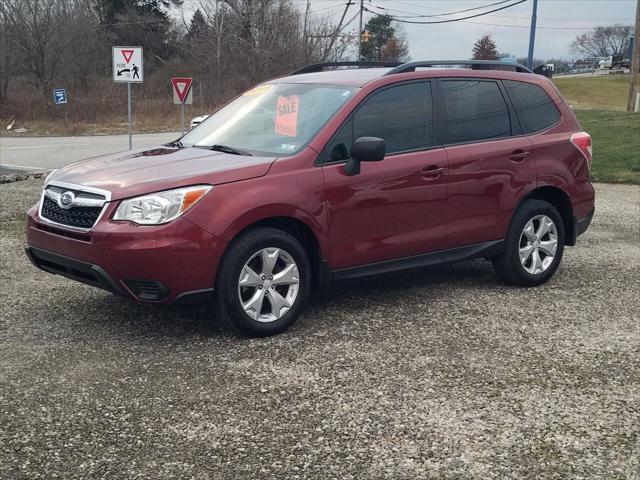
left=516, top=184, right=576, bottom=245
left=219, top=208, right=330, bottom=290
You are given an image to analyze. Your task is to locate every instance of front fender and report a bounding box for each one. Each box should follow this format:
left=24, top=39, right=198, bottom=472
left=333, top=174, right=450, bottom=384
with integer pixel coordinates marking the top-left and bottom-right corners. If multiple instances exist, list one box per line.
left=183, top=162, right=330, bottom=260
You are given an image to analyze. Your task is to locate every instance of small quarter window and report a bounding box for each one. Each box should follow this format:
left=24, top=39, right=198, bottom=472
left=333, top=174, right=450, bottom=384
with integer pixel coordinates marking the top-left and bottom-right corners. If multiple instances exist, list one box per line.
left=503, top=80, right=561, bottom=133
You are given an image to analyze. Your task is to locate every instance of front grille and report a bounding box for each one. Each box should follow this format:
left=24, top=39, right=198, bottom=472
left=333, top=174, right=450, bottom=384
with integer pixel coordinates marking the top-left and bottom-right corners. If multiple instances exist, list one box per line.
left=41, top=196, right=102, bottom=229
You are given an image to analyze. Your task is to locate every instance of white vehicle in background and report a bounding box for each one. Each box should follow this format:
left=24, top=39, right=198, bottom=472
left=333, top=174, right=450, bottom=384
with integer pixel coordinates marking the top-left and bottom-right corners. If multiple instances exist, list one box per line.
left=599, top=56, right=614, bottom=69
left=189, top=114, right=210, bottom=130
left=598, top=55, right=629, bottom=70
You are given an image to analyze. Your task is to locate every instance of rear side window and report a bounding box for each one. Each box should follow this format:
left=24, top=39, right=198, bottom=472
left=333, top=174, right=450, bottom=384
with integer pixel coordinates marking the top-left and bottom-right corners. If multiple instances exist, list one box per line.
left=441, top=80, right=511, bottom=144
left=353, top=82, right=433, bottom=154
left=503, top=80, right=561, bottom=133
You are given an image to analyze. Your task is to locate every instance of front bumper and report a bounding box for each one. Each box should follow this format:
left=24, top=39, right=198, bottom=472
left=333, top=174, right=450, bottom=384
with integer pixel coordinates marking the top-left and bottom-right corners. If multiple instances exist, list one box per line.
left=26, top=204, right=226, bottom=304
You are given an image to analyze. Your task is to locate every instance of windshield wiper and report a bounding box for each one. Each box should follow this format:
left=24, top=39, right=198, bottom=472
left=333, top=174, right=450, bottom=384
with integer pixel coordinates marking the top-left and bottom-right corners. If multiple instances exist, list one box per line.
left=165, top=140, right=185, bottom=148
left=196, top=144, right=253, bottom=156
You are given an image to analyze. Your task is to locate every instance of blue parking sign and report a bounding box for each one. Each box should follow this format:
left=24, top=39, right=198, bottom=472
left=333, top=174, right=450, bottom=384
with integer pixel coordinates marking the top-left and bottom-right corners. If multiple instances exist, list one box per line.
left=52, top=88, right=67, bottom=105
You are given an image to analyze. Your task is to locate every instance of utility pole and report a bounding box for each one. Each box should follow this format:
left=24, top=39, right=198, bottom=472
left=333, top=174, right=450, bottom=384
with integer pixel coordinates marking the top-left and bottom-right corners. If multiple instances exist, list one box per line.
left=323, top=0, right=352, bottom=61
left=358, top=0, right=364, bottom=61
left=527, top=0, right=538, bottom=70
left=627, top=0, right=639, bottom=112
left=303, top=0, right=311, bottom=61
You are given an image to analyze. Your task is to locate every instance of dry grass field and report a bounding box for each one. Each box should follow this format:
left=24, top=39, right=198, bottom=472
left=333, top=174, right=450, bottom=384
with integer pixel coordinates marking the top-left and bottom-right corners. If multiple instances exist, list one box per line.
left=553, top=74, right=630, bottom=111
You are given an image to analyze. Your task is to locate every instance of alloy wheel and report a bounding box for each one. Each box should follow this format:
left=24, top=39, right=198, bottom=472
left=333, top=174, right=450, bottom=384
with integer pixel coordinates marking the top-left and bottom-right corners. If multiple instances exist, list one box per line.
left=519, top=214, right=558, bottom=275
left=237, top=247, right=300, bottom=322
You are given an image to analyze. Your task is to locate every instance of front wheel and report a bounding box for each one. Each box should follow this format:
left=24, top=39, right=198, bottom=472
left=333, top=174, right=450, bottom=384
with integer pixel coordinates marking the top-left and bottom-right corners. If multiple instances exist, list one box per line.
left=215, top=227, right=311, bottom=337
left=492, top=199, right=565, bottom=287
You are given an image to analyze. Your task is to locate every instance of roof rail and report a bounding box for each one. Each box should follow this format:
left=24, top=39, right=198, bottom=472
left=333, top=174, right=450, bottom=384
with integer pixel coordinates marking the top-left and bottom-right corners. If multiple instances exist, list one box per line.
left=385, top=60, right=532, bottom=75
left=291, top=61, right=403, bottom=75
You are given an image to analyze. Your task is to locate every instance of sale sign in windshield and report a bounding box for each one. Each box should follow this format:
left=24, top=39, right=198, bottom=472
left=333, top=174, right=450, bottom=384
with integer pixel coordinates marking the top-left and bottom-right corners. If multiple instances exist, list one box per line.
left=275, top=95, right=300, bottom=137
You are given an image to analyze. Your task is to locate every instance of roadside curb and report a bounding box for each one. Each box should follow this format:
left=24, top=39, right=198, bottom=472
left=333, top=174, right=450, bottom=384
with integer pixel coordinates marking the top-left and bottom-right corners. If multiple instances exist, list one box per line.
left=0, top=171, right=49, bottom=184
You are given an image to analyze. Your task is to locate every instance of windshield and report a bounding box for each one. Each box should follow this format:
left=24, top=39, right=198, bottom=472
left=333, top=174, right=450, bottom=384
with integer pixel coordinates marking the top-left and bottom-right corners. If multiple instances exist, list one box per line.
left=180, top=83, right=357, bottom=156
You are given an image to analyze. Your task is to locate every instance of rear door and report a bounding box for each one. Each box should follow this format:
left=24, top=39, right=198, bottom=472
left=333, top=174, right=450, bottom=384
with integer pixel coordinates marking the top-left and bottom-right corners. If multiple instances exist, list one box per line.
left=439, top=78, right=536, bottom=249
left=320, top=81, right=448, bottom=269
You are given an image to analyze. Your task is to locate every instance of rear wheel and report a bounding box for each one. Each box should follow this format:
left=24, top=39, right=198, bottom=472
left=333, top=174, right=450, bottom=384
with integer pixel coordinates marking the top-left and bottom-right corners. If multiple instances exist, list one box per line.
left=492, top=199, right=565, bottom=287
left=215, top=227, right=311, bottom=336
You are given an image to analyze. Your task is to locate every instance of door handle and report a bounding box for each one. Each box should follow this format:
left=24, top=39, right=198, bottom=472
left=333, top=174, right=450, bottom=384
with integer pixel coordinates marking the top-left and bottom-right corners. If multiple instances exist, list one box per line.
left=421, top=166, right=447, bottom=179
left=509, top=150, right=530, bottom=162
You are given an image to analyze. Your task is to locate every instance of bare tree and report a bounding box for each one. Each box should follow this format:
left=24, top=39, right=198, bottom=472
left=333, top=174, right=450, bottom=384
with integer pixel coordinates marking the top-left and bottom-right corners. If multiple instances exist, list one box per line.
left=0, top=14, right=20, bottom=101
left=380, top=38, right=408, bottom=62
left=182, top=0, right=353, bottom=102
left=0, top=0, right=93, bottom=96
left=0, top=0, right=359, bottom=127
left=571, top=24, right=634, bottom=58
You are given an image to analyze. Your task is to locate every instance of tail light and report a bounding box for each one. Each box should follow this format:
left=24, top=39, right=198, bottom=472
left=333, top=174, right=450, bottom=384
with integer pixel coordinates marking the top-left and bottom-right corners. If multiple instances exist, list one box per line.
left=570, top=132, right=593, bottom=171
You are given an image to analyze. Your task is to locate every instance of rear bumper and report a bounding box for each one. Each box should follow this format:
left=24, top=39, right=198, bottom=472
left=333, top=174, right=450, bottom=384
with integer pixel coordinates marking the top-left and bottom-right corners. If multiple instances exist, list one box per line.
left=576, top=207, right=595, bottom=237
left=26, top=205, right=226, bottom=304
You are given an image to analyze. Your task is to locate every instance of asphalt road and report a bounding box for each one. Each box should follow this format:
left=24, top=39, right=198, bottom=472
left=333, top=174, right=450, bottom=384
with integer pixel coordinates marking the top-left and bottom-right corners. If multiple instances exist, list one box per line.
left=1, top=180, right=639, bottom=479
left=0, top=132, right=179, bottom=174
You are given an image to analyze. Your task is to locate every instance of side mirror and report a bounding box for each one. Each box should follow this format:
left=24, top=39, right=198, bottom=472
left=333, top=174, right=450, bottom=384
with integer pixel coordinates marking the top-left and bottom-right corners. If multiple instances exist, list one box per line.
left=344, top=137, right=386, bottom=176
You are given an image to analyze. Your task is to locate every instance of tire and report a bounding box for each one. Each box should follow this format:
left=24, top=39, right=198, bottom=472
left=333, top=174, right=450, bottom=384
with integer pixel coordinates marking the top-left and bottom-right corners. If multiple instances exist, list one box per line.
left=492, top=199, right=565, bottom=287
left=215, top=227, right=311, bottom=337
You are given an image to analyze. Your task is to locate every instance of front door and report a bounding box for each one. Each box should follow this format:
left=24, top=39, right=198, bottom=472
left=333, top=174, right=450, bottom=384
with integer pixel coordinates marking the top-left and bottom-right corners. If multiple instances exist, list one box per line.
left=320, top=81, right=448, bottom=269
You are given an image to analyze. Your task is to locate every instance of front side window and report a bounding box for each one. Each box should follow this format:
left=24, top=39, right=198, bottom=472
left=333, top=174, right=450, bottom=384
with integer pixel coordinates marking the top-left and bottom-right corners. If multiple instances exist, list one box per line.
left=441, top=80, right=511, bottom=144
left=180, top=83, right=357, bottom=156
left=322, top=82, right=433, bottom=163
left=353, top=82, right=433, bottom=154
left=503, top=80, right=561, bottom=133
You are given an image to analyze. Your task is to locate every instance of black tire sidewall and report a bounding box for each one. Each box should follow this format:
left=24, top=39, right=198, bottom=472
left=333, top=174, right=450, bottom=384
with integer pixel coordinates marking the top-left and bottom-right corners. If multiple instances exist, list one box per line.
left=499, top=200, right=566, bottom=286
left=216, top=228, right=311, bottom=336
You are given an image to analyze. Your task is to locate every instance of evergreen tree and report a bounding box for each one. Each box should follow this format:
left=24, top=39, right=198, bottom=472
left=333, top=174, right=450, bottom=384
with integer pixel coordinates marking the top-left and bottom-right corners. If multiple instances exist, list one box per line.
left=472, top=34, right=499, bottom=60
left=360, top=14, right=408, bottom=62
left=93, top=0, right=182, bottom=69
left=188, top=9, right=208, bottom=40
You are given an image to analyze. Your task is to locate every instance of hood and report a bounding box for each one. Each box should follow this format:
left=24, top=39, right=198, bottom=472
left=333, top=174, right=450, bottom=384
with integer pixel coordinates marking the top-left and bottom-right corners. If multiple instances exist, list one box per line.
left=48, top=146, right=276, bottom=200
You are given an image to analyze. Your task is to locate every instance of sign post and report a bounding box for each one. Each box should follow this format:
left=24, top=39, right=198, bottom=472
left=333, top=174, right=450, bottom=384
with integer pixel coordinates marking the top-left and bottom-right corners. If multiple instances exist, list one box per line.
left=127, top=83, right=132, bottom=149
left=52, top=88, right=68, bottom=132
left=171, top=77, right=193, bottom=135
left=112, top=46, right=143, bottom=149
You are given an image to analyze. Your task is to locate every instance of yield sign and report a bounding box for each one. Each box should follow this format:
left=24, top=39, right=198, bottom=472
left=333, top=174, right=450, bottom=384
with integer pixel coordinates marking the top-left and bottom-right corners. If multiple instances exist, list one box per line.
left=121, top=49, right=134, bottom=63
left=171, top=77, right=193, bottom=104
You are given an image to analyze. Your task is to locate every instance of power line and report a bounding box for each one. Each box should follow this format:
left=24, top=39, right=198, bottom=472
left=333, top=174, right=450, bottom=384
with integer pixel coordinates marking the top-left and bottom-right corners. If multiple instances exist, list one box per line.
left=363, top=0, right=529, bottom=25
left=370, top=0, right=630, bottom=22
left=445, top=19, right=607, bottom=30
left=366, top=2, right=614, bottom=29
left=368, top=0, right=514, bottom=19
left=308, top=2, right=350, bottom=14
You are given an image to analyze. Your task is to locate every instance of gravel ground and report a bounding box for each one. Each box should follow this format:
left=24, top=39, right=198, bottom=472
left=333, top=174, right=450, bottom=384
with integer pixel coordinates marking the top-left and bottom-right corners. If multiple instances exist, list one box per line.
left=1, top=179, right=639, bottom=479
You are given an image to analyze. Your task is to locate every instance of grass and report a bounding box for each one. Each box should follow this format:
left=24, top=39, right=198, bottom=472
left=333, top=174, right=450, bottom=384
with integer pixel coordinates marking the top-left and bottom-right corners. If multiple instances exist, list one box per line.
left=553, top=74, right=630, bottom=111
left=574, top=110, right=640, bottom=184
left=554, top=75, right=638, bottom=183
left=2, top=105, right=205, bottom=137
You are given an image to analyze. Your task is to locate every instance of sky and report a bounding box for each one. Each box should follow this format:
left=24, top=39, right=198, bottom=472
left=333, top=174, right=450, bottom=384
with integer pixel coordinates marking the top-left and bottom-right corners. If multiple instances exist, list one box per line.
left=178, top=0, right=637, bottom=61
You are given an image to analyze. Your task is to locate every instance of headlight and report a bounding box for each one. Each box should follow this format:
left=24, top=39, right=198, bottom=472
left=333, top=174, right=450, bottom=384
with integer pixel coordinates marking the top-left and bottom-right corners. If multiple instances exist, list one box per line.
left=113, top=185, right=212, bottom=225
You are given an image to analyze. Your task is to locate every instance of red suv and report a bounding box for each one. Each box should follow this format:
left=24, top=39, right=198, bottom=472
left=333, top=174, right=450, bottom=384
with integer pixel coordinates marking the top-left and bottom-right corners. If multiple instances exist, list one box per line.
left=26, top=61, right=595, bottom=336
